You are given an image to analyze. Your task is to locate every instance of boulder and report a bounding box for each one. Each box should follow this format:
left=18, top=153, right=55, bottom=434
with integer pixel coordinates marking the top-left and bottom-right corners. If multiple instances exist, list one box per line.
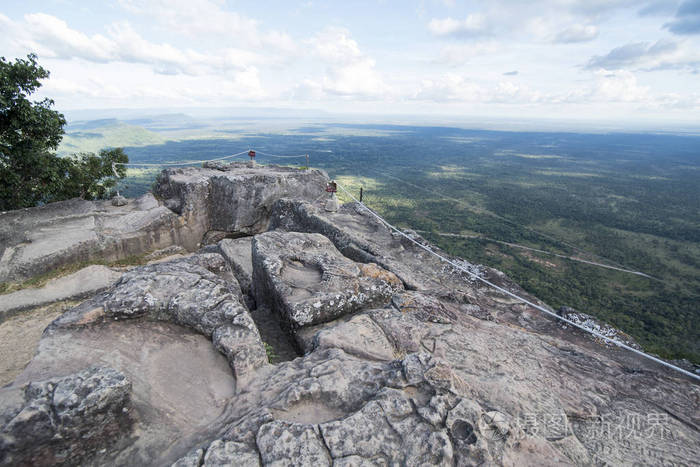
left=154, top=163, right=328, bottom=243
left=0, top=366, right=132, bottom=466
left=252, top=231, right=402, bottom=330
left=111, top=194, right=128, bottom=206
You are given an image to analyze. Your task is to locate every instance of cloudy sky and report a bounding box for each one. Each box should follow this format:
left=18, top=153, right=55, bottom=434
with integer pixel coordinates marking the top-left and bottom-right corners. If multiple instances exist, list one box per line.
left=2, top=0, right=700, bottom=124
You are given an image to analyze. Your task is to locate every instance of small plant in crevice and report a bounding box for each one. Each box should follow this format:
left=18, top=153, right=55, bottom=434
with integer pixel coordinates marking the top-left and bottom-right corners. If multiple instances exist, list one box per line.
left=264, top=342, right=277, bottom=363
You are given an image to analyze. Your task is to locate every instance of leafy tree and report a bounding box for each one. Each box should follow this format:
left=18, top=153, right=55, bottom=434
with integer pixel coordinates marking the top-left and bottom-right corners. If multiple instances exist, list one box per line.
left=0, top=54, right=127, bottom=210
left=59, top=148, right=128, bottom=200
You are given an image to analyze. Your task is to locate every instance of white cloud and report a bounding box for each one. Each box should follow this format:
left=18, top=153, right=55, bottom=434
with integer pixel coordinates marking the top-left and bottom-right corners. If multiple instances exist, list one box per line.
left=589, top=70, right=651, bottom=102
left=117, top=0, right=295, bottom=53
left=41, top=63, right=266, bottom=105
left=426, top=1, right=668, bottom=43
left=428, top=15, right=491, bottom=38
left=586, top=39, right=700, bottom=72
left=554, top=24, right=599, bottom=43
left=409, top=69, right=691, bottom=110
left=413, top=74, right=541, bottom=103
left=434, top=42, right=502, bottom=65
left=24, top=13, right=115, bottom=62
left=297, top=28, right=388, bottom=99
left=118, top=0, right=258, bottom=37
left=4, top=13, right=270, bottom=76
left=413, top=74, right=482, bottom=101
left=311, top=27, right=363, bottom=63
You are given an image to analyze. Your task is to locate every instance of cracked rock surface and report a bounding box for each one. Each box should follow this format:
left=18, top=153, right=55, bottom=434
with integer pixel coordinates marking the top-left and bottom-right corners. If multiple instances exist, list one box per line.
left=52, top=252, right=267, bottom=379
left=1, top=165, right=698, bottom=466
left=253, top=231, right=402, bottom=331
left=0, top=366, right=132, bottom=466
left=154, top=162, right=328, bottom=243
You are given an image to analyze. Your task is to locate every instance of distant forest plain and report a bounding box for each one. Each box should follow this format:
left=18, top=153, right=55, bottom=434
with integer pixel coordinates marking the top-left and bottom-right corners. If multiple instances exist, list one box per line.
left=60, top=115, right=700, bottom=364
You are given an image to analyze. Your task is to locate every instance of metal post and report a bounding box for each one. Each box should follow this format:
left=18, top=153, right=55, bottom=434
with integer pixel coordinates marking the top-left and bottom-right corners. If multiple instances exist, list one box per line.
left=306, top=154, right=309, bottom=168
left=360, top=187, right=363, bottom=202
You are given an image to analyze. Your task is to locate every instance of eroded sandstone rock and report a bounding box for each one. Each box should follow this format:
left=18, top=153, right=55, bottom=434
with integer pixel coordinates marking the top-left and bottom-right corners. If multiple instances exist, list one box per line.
left=52, top=253, right=267, bottom=379
left=2, top=165, right=698, bottom=466
left=0, top=366, right=132, bottom=466
left=252, top=231, right=403, bottom=330
left=172, top=349, right=588, bottom=466
left=0, top=265, right=122, bottom=323
left=0, top=193, right=195, bottom=284
left=217, top=237, right=254, bottom=296
left=154, top=163, right=328, bottom=243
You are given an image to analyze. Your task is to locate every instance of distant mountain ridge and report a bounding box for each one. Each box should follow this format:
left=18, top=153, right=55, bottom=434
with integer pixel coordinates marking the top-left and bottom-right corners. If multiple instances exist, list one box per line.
left=58, top=120, right=167, bottom=155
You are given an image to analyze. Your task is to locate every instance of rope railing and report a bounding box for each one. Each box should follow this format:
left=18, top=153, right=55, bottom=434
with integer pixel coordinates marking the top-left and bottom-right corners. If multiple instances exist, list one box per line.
left=335, top=181, right=700, bottom=382
left=115, top=149, right=309, bottom=168
left=114, top=150, right=250, bottom=167
left=419, top=230, right=656, bottom=280
left=255, top=150, right=308, bottom=159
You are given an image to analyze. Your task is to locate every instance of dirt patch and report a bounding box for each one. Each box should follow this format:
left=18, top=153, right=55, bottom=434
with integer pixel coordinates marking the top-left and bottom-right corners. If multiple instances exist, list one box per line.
left=521, top=251, right=559, bottom=269
left=0, top=300, right=79, bottom=386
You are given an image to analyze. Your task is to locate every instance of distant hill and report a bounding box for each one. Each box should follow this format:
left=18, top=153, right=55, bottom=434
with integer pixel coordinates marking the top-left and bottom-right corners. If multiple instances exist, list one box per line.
left=58, top=121, right=167, bottom=155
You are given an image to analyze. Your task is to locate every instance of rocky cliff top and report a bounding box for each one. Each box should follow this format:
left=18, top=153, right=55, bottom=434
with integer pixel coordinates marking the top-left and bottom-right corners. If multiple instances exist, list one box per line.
left=0, top=162, right=697, bottom=466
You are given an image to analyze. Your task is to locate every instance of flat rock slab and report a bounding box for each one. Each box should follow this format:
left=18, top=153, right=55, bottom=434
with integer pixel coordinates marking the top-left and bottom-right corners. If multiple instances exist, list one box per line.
left=308, top=313, right=397, bottom=361
left=252, top=231, right=402, bottom=329
left=0, top=265, right=122, bottom=321
left=0, top=194, right=197, bottom=284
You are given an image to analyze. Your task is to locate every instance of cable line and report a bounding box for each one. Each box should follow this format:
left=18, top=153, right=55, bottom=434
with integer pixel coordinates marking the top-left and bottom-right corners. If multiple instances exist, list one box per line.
left=115, top=150, right=249, bottom=167
left=420, top=231, right=657, bottom=280
left=335, top=181, right=699, bottom=382
left=255, top=150, right=308, bottom=159
left=115, top=149, right=309, bottom=168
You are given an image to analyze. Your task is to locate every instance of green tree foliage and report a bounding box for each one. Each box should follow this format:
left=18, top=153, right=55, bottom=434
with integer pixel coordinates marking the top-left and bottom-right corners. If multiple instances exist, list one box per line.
left=0, top=54, right=127, bottom=210
left=60, top=149, right=128, bottom=200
